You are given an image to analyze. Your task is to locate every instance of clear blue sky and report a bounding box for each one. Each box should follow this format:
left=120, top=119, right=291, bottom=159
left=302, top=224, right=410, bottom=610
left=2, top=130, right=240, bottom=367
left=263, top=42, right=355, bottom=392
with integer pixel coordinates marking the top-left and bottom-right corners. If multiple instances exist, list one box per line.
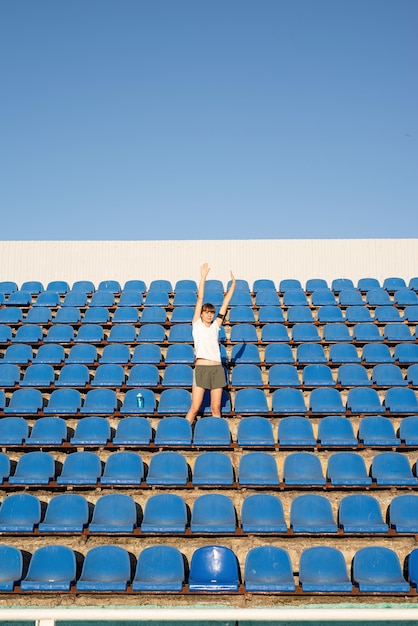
left=1, top=0, right=417, bottom=240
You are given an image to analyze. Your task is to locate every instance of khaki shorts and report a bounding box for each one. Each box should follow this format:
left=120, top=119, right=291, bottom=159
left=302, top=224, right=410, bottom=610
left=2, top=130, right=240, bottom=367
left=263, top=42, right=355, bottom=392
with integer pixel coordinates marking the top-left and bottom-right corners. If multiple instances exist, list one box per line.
left=194, top=364, right=226, bottom=390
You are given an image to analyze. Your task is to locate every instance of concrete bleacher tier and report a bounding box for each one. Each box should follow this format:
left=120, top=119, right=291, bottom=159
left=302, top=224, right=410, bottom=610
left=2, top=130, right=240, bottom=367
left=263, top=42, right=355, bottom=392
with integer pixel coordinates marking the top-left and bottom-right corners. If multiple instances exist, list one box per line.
left=1, top=275, right=418, bottom=607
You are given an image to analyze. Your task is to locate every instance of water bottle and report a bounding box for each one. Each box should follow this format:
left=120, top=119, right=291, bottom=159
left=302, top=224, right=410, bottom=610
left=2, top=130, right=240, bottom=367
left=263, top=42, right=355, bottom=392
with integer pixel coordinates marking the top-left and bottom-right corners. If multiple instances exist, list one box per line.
left=136, top=392, right=144, bottom=408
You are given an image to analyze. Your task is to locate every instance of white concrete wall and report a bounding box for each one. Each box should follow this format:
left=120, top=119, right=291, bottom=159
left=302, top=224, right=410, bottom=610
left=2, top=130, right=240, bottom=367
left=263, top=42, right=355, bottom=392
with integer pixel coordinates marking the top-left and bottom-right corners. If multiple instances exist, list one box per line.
left=0, top=239, right=417, bottom=288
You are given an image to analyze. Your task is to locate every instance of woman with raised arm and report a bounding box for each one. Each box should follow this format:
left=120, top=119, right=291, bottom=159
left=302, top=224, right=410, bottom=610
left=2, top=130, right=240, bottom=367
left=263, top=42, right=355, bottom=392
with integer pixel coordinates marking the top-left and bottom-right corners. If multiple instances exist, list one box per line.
left=185, top=263, right=236, bottom=425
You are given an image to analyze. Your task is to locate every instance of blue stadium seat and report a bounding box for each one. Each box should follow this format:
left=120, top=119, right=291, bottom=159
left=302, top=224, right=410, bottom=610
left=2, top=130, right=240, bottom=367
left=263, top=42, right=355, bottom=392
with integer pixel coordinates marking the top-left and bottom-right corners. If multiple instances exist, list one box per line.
left=268, top=364, right=299, bottom=387
left=162, top=364, right=193, bottom=387
left=157, top=388, right=191, bottom=415
left=80, top=388, right=118, bottom=414
left=258, top=306, right=285, bottom=323
left=309, top=388, right=345, bottom=414
left=66, top=344, right=98, bottom=364
left=203, top=289, right=224, bottom=306
left=149, top=279, right=172, bottom=293
left=89, top=291, right=115, bottom=307
left=383, top=277, right=407, bottom=292
left=188, top=545, right=239, bottom=592
left=229, top=291, right=252, bottom=306
left=1, top=343, right=33, bottom=364
left=346, top=387, right=383, bottom=413
left=193, top=417, right=231, bottom=446
left=283, top=453, right=325, bottom=486
left=175, top=279, right=197, bottom=292
left=404, top=306, right=418, bottom=322
left=190, top=494, right=236, bottom=533
left=140, top=307, right=167, bottom=324
left=272, top=388, right=306, bottom=413
left=409, top=277, right=418, bottom=292
left=283, top=289, right=308, bottom=306
left=338, top=289, right=363, bottom=306
left=125, top=364, right=159, bottom=388
left=146, top=451, right=188, bottom=486
left=77, top=545, right=131, bottom=592
left=72, top=280, right=95, bottom=293
left=33, top=344, right=66, bottom=364
left=0, top=453, right=9, bottom=483
left=236, top=416, right=275, bottom=447
left=89, top=494, right=137, bottom=533
left=143, top=290, right=169, bottom=307
left=26, top=417, right=67, bottom=446
left=287, top=306, right=314, bottom=323
left=296, top=343, right=327, bottom=364
left=137, top=323, right=165, bottom=343
left=22, top=280, right=44, bottom=294
left=337, top=364, right=371, bottom=386
left=311, top=290, right=337, bottom=306
left=352, top=323, right=381, bottom=342
left=12, top=325, right=43, bottom=344
left=123, top=280, right=146, bottom=292
left=292, top=324, right=321, bottom=343
left=357, top=278, right=380, bottom=292
left=253, top=279, right=276, bottom=292
left=234, top=388, right=269, bottom=414
left=299, top=546, right=351, bottom=592
left=329, top=343, right=360, bottom=364
left=118, top=291, right=143, bottom=307
left=46, top=281, right=69, bottom=294
left=229, top=305, right=255, bottom=323
left=365, top=288, right=391, bottom=305
left=371, top=452, right=417, bottom=486
left=362, top=342, right=394, bottom=364
left=0, top=417, right=28, bottom=445
left=45, top=388, right=82, bottom=414
left=70, top=417, right=111, bottom=446
left=154, top=417, right=192, bottom=446
left=62, top=291, right=88, bottom=307
left=165, top=343, right=195, bottom=364
left=280, top=279, right=302, bottom=292
left=399, top=416, right=418, bottom=447
left=261, top=323, right=289, bottom=342
left=112, top=307, right=139, bottom=324
left=24, top=307, right=53, bottom=324
left=57, top=451, right=102, bottom=485
left=0, top=493, right=41, bottom=532
left=384, top=323, right=414, bottom=342
left=317, top=306, right=344, bottom=323
left=317, top=416, right=358, bottom=447
left=230, top=343, right=261, bottom=364
left=20, top=363, right=55, bottom=387
left=38, top=493, right=89, bottom=533
left=338, top=494, right=388, bottom=533
left=374, top=306, right=402, bottom=323
left=306, top=278, right=328, bottom=291
left=0, top=306, right=23, bottom=324
left=231, top=364, right=263, bottom=387
left=113, top=417, right=152, bottom=446
left=0, top=545, right=23, bottom=591
left=303, top=364, right=335, bottom=387
left=44, top=324, right=75, bottom=343
left=0, top=281, right=17, bottom=295
left=81, top=307, right=110, bottom=324
left=133, top=546, right=184, bottom=592
left=245, top=546, right=295, bottom=592
left=6, top=290, right=32, bottom=306
left=290, top=494, right=337, bottom=533
left=241, top=494, right=287, bottom=533
left=264, top=343, right=294, bottom=364
left=141, top=494, right=187, bottom=533
left=107, top=324, right=137, bottom=342
left=120, top=389, right=156, bottom=414
left=5, top=388, right=43, bottom=414
left=255, top=290, right=280, bottom=306
left=346, top=305, right=374, bottom=323
left=353, top=546, right=409, bottom=593
left=91, top=364, right=125, bottom=387
left=99, top=344, right=131, bottom=364
left=0, top=363, right=20, bottom=387
left=229, top=324, right=258, bottom=343
left=238, top=452, right=279, bottom=486
left=389, top=495, right=418, bottom=533
left=358, top=416, right=400, bottom=447
left=131, top=344, right=162, bottom=364
left=193, top=452, right=234, bottom=486
left=20, top=546, right=76, bottom=591
left=278, top=416, right=316, bottom=447
left=75, top=324, right=104, bottom=343
left=97, top=280, right=121, bottom=293
left=384, top=387, right=418, bottom=413
left=332, top=278, right=354, bottom=293
left=372, top=363, right=406, bottom=387
left=101, top=451, right=144, bottom=485
left=170, top=306, right=194, bottom=323
left=327, top=452, right=371, bottom=486
left=394, top=343, right=418, bottom=364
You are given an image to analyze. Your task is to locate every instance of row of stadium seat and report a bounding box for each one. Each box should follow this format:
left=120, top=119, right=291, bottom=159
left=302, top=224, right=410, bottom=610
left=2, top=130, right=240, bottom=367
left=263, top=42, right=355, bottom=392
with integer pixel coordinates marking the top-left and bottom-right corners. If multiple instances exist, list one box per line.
left=1, top=491, right=418, bottom=535
left=2, top=386, right=418, bottom=415
left=1, top=449, right=418, bottom=487
left=2, top=415, right=418, bottom=449
left=1, top=542, right=418, bottom=594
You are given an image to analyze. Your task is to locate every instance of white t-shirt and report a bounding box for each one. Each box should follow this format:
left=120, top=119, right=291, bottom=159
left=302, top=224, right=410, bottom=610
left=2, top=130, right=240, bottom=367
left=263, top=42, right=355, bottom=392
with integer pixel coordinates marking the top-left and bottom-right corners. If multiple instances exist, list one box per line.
left=192, top=318, right=221, bottom=362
